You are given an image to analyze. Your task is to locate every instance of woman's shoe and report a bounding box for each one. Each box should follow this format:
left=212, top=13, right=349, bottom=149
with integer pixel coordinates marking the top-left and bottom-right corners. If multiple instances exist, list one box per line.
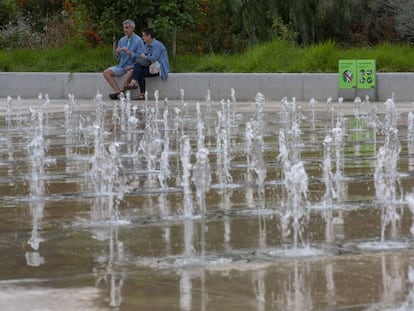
left=132, top=94, right=145, bottom=100
left=126, top=83, right=138, bottom=90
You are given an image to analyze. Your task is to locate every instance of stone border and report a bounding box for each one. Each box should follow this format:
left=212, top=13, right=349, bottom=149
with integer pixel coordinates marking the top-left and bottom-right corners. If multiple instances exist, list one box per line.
left=1, top=72, right=413, bottom=102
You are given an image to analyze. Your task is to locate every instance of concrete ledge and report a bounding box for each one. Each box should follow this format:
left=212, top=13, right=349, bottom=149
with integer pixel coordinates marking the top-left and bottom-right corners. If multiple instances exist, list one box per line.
left=0, top=72, right=413, bottom=102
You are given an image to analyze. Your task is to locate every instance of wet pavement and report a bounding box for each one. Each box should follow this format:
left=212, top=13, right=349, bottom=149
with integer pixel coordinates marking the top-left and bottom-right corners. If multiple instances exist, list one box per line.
left=0, top=93, right=414, bottom=310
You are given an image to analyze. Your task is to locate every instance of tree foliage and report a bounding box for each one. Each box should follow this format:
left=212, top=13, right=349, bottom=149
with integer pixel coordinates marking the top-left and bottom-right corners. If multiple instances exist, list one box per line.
left=0, top=0, right=17, bottom=29
left=151, top=0, right=199, bottom=56
left=2, top=0, right=414, bottom=53
left=387, top=0, right=414, bottom=43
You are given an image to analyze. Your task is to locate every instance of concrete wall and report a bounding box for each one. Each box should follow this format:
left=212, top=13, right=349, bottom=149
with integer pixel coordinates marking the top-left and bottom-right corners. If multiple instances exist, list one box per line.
left=0, top=72, right=413, bottom=102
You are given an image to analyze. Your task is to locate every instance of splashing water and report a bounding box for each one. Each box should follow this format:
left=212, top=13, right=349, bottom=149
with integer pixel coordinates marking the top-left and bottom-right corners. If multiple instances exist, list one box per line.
left=245, top=118, right=267, bottom=205
left=408, top=111, right=414, bottom=142
left=375, top=126, right=401, bottom=242
left=196, top=102, right=205, bottom=150
left=192, top=147, right=211, bottom=257
left=181, top=136, right=193, bottom=217
left=215, top=105, right=233, bottom=186
left=139, top=108, right=162, bottom=181
left=281, top=160, right=310, bottom=249
left=322, top=134, right=336, bottom=207
left=192, top=148, right=211, bottom=201
left=308, top=98, right=316, bottom=131
left=89, top=123, right=129, bottom=222
left=158, top=107, right=171, bottom=188
left=406, top=193, right=414, bottom=237
left=27, top=109, right=46, bottom=197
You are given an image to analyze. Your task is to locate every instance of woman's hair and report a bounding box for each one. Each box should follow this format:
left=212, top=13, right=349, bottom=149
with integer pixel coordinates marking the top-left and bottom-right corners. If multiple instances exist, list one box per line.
left=142, top=28, right=155, bottom=38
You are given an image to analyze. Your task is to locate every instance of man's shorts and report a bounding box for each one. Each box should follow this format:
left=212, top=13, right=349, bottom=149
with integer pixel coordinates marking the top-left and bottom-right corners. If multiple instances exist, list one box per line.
left=108, top=65, right=128, bottom=76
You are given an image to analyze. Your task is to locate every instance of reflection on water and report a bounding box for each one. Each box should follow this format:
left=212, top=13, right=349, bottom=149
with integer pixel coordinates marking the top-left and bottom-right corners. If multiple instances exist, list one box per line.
left=2, top=92, right=414, bottom=310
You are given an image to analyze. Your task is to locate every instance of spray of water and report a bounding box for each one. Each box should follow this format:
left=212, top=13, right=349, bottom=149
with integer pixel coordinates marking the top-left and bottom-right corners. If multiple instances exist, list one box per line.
left=89, top=122, right=129, bottom=222
left=215, top=105, right=233, bottom=186
left=181, top=136, right=193, bottom=217
left=158, top=107, right=171, bottom=188
left=375, top=119, right=401, bottom=242
left=322, top=134, right=336, bottom=206
left=192, top=147, right=211, bottom=257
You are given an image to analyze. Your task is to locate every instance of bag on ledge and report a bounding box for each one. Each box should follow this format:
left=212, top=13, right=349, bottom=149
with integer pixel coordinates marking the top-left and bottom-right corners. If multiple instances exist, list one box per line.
left=149, top=61, right=160, bottom=75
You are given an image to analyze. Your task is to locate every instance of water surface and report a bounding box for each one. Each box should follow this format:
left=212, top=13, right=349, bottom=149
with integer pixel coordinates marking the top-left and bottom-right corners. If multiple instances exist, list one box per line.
left=1, top=94, right=414, bottom=310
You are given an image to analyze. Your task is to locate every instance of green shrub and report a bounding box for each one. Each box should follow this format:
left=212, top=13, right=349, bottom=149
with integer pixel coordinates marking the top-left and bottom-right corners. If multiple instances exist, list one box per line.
left=2, top=38, right=414, bottom=73
left=0, top=16, right=45, bottom=49
left=0, top=0, right=17, bottom=29
left=302, top=41, right=339, bottom=72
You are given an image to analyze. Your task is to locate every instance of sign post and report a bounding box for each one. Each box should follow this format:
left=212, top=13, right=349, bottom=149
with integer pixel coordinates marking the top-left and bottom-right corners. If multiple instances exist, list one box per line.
left=338, top=59, right=376, bottom=100
left=338, top=60, right=357, bottom=89
left=356, top=59, right=376, bottom=89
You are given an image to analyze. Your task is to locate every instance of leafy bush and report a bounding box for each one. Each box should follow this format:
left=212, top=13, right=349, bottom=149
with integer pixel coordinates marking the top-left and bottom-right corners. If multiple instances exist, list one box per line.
left=0, top=15, right=45, bottom=49
left=3, top=37, right=414, bottom=73
left=302, top=41, right=339, bottom=72
left=391, top=0, right=414, bottom=43
left=0, top=0, right=17, bottom=28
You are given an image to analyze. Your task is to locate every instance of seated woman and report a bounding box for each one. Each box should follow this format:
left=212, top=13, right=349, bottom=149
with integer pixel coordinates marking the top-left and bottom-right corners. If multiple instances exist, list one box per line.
left=127, top=28, right=170, bottom=100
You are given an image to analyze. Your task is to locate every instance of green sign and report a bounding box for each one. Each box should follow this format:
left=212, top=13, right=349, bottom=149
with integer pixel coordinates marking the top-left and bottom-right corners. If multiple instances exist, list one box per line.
left=357, top=59, right=376, bottom=89
left=338, top=60, right=357, bottom=89
left=338, top=59, right=376, bottom=90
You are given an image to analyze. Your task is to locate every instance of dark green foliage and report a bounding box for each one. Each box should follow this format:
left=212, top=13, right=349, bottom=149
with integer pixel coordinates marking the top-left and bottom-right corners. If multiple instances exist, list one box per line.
left=2, top=0, right=414, bottom=57
left=0, top=0, right=17, bottom=29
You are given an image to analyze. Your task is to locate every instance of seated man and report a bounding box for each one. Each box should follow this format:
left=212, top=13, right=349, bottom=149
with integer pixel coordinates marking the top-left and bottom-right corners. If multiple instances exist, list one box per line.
left=127, top=28, right=170, bottom=100
left=103, top=19, right=144, bottom=100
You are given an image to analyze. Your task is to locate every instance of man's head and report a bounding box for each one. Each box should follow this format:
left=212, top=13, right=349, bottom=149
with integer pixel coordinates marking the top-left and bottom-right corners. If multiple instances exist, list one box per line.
left=123, top=19, right=135, bottom=37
